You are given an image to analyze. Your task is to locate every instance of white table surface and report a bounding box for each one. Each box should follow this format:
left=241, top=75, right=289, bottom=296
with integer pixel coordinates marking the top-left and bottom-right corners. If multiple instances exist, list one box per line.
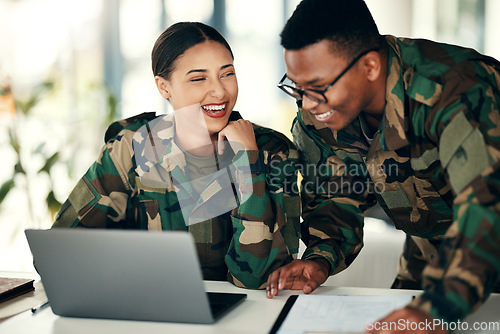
left=1, top=271, right=499, bottom=334
left=0, top=271, right=46, bottom=322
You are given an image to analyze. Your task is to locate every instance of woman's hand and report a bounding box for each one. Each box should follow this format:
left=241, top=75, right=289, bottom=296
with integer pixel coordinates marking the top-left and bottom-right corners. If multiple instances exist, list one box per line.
left=217, top=119, right=258, bottom=154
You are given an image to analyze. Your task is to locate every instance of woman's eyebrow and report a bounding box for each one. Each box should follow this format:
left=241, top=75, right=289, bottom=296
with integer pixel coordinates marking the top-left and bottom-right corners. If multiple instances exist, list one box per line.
left=185, top=64, right=233, bottom=76
left=186, top=68, right=207, bottom=76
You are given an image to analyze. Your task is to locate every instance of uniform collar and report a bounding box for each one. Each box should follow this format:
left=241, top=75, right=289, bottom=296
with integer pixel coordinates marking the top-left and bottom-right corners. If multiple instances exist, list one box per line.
left=133, top=112, right=242, bottom=191
left=144, top=111, right=242, bottom=175
left=298, top=106, right=370, bottom=152
left=131, top=114, right=185, bottom=190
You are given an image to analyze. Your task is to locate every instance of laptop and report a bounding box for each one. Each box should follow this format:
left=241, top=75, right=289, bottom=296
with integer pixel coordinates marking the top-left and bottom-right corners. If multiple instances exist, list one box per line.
left=25, top=228, right=247, bottom=323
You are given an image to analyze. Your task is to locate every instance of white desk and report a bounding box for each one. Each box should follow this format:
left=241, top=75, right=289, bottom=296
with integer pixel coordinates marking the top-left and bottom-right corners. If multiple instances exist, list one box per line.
left=1, top=271, right=499, bottom=334
left=0, top=271, right=46, bottom=322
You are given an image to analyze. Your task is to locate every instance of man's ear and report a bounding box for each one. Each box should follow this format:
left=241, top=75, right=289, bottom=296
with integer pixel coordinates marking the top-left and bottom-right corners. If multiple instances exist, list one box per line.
left=154, top=76, right=171, bottom=99
left=363, top=51, right=382, bottom=83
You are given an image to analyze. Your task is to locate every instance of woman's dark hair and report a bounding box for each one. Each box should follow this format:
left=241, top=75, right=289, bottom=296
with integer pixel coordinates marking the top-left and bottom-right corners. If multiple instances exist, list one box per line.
left=152, top=22, right=233, bottom=79
left=281, top=0, right=383, bottom=59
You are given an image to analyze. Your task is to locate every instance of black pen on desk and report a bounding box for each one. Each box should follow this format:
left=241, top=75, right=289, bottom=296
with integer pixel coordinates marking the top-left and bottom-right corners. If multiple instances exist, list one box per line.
left=31, top=300, right=50, bottom=314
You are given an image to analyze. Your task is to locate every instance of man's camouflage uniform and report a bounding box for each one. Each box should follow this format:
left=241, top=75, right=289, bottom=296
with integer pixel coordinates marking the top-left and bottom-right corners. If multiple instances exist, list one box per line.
left=293, top=35, right=500, bottom=323
left=52, top=111, right=300, bottom=289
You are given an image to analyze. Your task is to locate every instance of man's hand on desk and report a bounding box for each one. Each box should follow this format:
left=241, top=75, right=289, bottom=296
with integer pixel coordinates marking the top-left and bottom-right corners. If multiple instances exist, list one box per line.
left=266, top=259, right=329, bottom=299
left=366, top=306, right=447, bottom=334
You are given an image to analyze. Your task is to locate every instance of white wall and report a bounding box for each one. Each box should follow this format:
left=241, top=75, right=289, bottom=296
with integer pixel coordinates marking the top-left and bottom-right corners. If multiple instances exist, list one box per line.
left=366, top=0, right=498, bottom=60
left=365, top=0, right=413, bottom=36
left=485, top=0, right=500, bottom=60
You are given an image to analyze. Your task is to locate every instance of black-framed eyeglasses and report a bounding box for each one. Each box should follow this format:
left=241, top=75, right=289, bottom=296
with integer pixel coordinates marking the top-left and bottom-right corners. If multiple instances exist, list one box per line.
left=277, top=47, right=379, bottom=104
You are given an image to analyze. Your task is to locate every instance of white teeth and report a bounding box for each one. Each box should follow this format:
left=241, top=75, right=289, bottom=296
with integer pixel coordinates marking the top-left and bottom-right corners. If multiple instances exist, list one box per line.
left=202, top=104, right=226, bottom=112
left=315, top=110, right=334, bottom=121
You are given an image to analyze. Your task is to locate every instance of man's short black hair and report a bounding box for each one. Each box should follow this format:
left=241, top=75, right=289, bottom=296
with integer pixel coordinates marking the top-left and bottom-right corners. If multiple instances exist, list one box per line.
left=281, top=0, right=382, bottom=58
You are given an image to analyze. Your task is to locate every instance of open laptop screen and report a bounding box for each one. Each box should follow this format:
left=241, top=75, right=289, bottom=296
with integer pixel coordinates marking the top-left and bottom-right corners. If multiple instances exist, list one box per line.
left=25, top=229, right=246, bottom=323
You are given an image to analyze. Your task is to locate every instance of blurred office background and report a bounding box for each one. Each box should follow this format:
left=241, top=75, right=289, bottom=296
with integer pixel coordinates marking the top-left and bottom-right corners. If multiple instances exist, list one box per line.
left=1, top=0, right=499, bottom=274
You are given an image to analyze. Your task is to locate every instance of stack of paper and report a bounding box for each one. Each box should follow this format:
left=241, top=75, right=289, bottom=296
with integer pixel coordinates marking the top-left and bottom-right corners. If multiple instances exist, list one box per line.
left=272, top=294, right=414, bottom=334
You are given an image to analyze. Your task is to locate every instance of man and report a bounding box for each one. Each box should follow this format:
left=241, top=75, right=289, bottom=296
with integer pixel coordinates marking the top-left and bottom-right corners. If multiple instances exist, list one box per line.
left=266, top=0, right=500, bottom=332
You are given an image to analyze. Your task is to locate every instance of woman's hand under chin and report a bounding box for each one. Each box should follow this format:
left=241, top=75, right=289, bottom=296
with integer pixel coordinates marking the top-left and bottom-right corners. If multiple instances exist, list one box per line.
left=217, top=119, right=258, bottom=155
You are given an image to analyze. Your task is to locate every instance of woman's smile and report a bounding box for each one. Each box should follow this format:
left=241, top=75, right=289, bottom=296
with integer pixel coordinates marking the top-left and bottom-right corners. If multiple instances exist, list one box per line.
left=201, top=102, right=227, bottom=118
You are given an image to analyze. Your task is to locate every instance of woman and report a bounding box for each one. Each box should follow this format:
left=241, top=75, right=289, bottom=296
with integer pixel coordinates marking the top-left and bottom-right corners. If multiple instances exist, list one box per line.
left=52, top=22, right=300, bottom=289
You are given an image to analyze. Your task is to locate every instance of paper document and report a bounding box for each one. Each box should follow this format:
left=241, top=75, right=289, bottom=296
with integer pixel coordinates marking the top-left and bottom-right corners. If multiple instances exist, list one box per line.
left=276, top=294, right=414, bottom=334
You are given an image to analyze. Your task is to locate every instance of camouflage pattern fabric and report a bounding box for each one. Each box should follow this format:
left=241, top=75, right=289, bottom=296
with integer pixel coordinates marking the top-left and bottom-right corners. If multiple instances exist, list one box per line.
left=52, top=111, right=300, bottom=289
left=293, top=35, right=500, bottom=323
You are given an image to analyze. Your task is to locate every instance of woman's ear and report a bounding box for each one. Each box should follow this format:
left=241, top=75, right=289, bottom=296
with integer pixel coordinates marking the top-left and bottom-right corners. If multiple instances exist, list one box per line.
left=154, top=76, right=171, bottom=99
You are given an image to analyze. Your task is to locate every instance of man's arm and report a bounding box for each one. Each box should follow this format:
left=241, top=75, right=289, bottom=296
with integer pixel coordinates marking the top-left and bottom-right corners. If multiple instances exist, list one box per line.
left=267, top=115, right=376, bottom=297
left=408, top=88, right=500, bottom=323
